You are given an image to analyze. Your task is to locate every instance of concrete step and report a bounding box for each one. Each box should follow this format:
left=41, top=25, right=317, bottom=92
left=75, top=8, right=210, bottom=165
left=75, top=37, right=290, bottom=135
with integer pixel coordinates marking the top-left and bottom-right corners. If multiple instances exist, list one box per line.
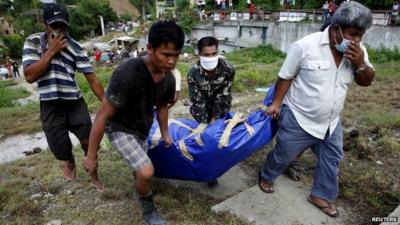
left=212, top=176, right=349, bottom=225
left=156, top=165, right=252, bottom=201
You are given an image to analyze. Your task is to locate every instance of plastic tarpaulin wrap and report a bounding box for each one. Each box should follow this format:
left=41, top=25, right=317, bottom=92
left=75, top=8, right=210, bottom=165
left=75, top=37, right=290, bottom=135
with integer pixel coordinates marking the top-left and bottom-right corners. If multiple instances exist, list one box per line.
left=147, top=85, right=277, bottom=181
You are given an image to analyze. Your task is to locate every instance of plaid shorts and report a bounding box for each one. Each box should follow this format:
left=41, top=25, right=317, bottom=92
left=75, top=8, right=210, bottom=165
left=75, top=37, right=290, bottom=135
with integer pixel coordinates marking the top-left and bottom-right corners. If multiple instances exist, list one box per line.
left=106, top=131, right=151, bottom=171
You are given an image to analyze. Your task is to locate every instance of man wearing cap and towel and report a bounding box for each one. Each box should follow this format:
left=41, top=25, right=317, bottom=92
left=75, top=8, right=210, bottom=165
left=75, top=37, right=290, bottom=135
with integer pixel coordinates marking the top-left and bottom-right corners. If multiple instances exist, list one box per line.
left=22, top=3, right=105, bottom=190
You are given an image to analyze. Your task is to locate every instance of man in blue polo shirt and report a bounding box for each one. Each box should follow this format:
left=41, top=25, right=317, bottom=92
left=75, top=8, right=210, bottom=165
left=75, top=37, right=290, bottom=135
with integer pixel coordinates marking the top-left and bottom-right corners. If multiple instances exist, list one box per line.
left=22, top=3, right=104, bottom=190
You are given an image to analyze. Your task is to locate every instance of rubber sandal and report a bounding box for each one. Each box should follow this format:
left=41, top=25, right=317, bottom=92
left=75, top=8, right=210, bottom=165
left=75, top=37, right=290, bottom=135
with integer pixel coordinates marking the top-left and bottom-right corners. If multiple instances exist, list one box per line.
left=307, top=196, right=340, bottom=218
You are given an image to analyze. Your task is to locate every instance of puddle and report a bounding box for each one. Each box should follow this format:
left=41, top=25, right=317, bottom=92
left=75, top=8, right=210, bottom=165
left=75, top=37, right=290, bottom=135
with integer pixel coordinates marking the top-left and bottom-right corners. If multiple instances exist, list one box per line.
left=0, top=132, right=79, bottom=164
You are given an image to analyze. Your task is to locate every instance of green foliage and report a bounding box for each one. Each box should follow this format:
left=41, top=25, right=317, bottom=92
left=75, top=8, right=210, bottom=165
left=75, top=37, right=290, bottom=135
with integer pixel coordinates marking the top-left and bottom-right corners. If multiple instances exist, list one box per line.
left=367, top=46, right=400, bottom=64
left=76, top=66, right=114, bottom=112
left=120, top=14, right=133, bottom=22
left=226, top=45, right=285, bottom=91
left=68, top=0, right=118, bottom=40
left=358, top=0, right=397, bottom=10
left=175, top=1, right=198, bottom=34
left=13, top=17, right=43, bottom=38
left=128, top=0, right=155, bottom=15
left=360, top=110, right=400, bottom=129
left=254, top=0, right=281, bottom=11
left=0, top=101, right=41, bottom=138
left=0, top=85, right=30, bottom=108
left=3, top=34, right=24, bottom=59
left=176, top=0, right=191, bottom=10
left=226, top=45, right=285, bottom=64
left=176, top=62, right=191, bottom=77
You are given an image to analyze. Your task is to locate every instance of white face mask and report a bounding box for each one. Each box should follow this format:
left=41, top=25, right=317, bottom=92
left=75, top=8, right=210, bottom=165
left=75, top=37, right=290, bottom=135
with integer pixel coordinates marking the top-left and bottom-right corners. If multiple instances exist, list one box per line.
left=200, top=56, right=219, bottom=71
left=334, top=26, right=352, bottom=53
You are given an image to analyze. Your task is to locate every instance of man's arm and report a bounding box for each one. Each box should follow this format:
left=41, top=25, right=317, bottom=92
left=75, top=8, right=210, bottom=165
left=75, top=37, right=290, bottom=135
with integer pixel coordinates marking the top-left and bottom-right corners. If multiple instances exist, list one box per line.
left=24, top=34, right=68, bottom=83
left=156, top=104, right=172, bottom=146
left=264, top=78, right=292, bottom=119
left=85, top=73, right=105, bottom=101
left=84, top=97, right=117, bottom=172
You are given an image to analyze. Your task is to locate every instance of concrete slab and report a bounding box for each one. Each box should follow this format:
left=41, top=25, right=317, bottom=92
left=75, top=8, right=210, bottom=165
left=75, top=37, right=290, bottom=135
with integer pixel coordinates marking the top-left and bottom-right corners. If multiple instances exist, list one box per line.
left=156, top=164, right=252, bottom=200
left=0, top=132, right=79, bottom=163
left=212, top=176, right=349, bottom=225
left=381, top=205, right=400, bottom=225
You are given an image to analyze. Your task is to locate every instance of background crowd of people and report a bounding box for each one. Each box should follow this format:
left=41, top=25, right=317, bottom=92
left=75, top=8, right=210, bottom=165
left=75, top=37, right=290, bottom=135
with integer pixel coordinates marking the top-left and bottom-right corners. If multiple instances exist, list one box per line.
left=0, top=58, right=20, bottom=79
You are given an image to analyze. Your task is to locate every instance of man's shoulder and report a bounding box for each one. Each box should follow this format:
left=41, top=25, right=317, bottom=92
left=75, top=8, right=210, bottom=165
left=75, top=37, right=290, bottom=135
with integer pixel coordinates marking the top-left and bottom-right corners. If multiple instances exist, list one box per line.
left=296, top=31, right=322, bottom=45
left=113, top=58, right=145, bottom=79
left=219, top=58, right=235, bottom=74
left=291, top=31, right=322, bottom=52
left=68, top=37, right=86, bottom=51
left=24, top=33, right=43, bottom=44
left=188, top=63, right=201, bottom=76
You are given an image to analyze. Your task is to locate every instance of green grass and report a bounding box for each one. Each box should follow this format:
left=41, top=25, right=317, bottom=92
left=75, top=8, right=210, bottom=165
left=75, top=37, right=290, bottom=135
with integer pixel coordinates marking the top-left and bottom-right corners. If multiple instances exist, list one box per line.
left=367, top=46, right=400, bottom=64
left=0, top=102, right=41, bottom=139
left=0, top=79, right=18, bottom=88
left=0, top=80, right=30, bottom=107
left=0, top=80, right=40, bottom=138
left=1, top=46, right=399, bottom=225
left=76, top=66, right=115, bottom=112
left=226, top=45, right=286, bottom=65
left=0, top=148, right=249, bottom=225
left=225, top=45, right=285, bottom=91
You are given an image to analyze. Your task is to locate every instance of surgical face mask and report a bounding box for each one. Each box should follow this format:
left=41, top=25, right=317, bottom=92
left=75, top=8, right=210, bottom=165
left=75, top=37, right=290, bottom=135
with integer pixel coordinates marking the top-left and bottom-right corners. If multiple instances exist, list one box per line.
left=200, top=55, right=219, bottom=71
left=334, top=26, right=351, bottom=53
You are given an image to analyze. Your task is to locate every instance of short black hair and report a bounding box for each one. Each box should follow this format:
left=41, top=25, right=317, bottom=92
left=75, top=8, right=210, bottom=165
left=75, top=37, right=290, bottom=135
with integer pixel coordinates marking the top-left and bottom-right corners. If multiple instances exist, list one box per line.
left=197, top=36, right=218, bottom=53
left=148, top=21, right=184, bottom=51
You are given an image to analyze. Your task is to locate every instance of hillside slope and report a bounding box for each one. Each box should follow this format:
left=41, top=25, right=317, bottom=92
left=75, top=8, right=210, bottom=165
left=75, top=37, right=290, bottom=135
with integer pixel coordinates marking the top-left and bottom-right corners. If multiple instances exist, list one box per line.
left=109, top=0, right=140, bottom=17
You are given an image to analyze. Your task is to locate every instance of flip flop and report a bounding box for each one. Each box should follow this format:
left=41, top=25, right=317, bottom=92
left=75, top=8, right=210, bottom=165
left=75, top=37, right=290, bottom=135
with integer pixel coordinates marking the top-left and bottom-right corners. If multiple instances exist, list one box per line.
left=307, top=196, right=340, bottom=218
left=258, top=171, right=274, bottom=193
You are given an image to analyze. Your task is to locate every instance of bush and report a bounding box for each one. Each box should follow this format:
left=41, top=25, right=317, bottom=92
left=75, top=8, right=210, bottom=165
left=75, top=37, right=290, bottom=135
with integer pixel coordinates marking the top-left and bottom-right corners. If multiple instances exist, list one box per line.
left=367, top=46, right=400, bottom=64
left=3, top=34, right=24, bottom=59
left=226, top=45, right=285, bottom=65
left=76, top=66, right=114, bottom=112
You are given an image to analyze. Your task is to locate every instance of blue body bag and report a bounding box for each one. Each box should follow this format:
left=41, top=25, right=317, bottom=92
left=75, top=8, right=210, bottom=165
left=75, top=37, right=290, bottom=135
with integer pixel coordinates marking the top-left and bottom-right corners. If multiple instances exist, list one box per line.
left=147, top=85, right=277, bottom=181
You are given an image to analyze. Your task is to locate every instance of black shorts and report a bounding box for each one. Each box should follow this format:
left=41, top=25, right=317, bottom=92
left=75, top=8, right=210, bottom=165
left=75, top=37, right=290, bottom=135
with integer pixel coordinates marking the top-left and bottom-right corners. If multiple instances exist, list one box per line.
left=40, top=98, right=92, bottom=161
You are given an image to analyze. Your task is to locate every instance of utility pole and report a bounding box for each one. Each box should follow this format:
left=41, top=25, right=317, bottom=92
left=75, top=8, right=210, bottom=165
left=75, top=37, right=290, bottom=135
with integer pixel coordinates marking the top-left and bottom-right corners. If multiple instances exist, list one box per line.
left=142, top=6, right=145, bottom=21
left=98, top=15, right=105, bottom=36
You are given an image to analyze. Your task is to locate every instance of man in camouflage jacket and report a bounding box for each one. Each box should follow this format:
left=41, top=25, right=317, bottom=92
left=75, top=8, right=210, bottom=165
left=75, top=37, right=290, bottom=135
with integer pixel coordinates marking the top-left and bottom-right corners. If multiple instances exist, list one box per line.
left=188, top=36, right=235, bottom=125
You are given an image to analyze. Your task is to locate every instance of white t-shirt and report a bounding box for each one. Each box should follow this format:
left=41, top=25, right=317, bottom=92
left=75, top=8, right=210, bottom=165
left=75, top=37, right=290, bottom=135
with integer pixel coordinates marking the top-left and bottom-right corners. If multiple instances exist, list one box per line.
left=280, top=26, right=373, bottom=139
left=171, top=68, right=181, bottom=91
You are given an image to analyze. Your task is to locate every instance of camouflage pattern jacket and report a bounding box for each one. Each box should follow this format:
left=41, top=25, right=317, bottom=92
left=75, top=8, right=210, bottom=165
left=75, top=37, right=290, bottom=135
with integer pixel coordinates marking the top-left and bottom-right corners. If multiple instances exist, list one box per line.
left=187, top=58, right=235, bottom=124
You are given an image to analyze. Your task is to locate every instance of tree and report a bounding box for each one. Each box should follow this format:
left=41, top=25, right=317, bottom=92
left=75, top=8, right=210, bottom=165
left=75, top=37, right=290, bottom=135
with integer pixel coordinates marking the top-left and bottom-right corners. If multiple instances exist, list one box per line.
left=68, top=0, right=118, bottom=40
left=175, top=0, right=197, bottom=34
left=3, top=34, right=23, bottom=59
left=129, top=0, right=155, bottom=16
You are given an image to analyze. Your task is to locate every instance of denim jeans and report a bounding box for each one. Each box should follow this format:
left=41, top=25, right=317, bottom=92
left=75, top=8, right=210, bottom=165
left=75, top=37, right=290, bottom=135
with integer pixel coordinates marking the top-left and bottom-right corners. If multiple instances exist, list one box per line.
left=261, top=104, right=344, bottom=201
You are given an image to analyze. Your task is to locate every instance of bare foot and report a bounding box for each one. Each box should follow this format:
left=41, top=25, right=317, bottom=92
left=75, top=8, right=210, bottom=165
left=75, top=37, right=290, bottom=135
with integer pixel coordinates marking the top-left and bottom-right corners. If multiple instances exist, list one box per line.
left=91, top=179, right=105, bottom=192
left=258, top=171, right=274, bottom=193
left=64, top=160, right=76, bottom=181
left=89, top=168, right=105, bottom=192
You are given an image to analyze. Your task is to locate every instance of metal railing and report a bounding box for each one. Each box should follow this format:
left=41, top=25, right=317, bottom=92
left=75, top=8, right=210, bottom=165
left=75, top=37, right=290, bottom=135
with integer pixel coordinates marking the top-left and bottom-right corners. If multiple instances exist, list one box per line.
left=197, top=9, right=398, bottom=26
